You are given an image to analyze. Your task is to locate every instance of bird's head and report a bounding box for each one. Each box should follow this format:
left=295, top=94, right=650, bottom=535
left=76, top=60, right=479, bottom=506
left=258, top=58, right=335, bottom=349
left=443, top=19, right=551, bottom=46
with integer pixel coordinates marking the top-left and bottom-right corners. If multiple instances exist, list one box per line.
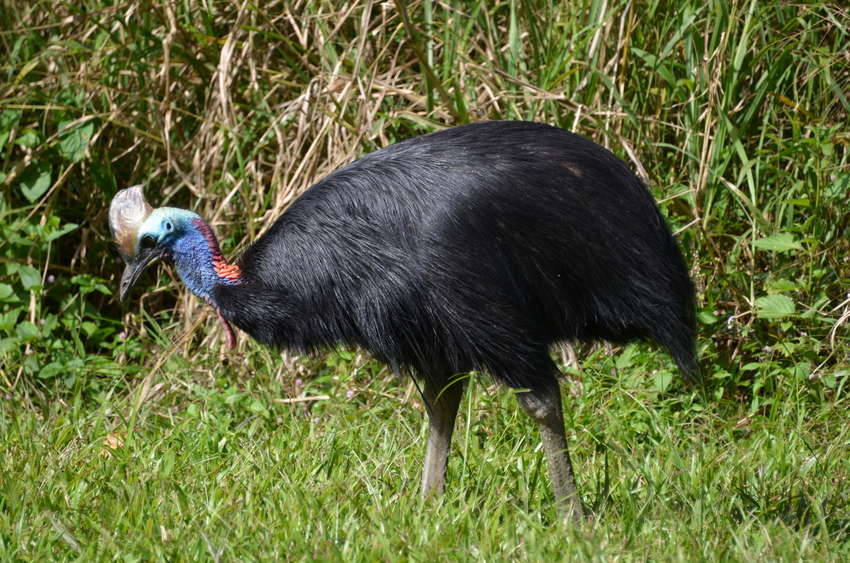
left=109, top=185, right=241, bottom=348
left=109, top=185, right=225, bottom=301
left=110, top=185, right=192, bottom=300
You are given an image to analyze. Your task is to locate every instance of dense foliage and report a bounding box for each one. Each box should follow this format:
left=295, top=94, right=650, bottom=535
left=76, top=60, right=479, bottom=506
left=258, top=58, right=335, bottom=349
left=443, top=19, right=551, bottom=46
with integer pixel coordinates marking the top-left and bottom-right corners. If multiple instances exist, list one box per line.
left=0, top=0, right=848, bottom=560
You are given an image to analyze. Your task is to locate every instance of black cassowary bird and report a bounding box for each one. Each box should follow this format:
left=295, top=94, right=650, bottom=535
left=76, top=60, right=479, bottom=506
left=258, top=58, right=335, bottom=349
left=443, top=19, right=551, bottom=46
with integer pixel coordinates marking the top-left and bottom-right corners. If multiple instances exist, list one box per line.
left=110, top=121, right=698, bottom=521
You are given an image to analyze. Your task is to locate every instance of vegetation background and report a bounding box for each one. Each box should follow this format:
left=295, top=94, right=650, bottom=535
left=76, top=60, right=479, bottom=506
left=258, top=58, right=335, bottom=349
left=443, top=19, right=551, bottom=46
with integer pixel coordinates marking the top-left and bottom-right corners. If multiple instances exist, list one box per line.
left=1, top=0, right=849, bottom=560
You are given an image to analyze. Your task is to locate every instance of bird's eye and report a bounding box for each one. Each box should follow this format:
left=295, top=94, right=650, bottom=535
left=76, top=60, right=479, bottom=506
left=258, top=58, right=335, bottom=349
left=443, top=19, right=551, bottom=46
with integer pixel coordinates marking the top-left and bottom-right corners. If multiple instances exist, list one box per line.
left=142, top=235, right=156, bottom=247
left=165, top=222, right=173, bottom=231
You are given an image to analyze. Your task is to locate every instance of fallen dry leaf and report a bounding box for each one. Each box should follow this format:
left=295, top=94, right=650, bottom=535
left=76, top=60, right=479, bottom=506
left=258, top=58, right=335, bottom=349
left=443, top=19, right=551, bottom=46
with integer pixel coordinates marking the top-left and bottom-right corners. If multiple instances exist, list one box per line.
left=101, top=432, right=125, bottom=457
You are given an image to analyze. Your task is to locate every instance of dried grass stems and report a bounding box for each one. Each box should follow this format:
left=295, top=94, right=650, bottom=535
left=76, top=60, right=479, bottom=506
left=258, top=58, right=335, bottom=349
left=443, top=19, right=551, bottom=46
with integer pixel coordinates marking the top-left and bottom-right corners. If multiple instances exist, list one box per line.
left=1, top=0, right=848, bottom=385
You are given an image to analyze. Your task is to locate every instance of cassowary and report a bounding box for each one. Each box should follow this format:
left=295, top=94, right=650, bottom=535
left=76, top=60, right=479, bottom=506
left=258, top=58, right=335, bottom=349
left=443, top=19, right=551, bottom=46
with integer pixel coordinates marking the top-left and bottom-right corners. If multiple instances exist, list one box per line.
left=110, top=120, right=698, bottom=521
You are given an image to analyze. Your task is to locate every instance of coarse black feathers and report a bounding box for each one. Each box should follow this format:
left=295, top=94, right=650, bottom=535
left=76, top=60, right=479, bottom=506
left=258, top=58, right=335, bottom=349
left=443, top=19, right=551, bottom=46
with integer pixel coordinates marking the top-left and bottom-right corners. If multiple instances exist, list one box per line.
left=212, top=121, right=698, bottom=392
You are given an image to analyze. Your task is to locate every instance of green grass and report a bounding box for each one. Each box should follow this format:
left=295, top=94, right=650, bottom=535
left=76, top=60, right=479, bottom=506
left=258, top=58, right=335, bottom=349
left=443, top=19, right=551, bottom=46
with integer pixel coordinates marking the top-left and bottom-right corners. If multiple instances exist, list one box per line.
left=2, top=349, right=849, bottom=561
left=1, top=0, right=849, bottom=560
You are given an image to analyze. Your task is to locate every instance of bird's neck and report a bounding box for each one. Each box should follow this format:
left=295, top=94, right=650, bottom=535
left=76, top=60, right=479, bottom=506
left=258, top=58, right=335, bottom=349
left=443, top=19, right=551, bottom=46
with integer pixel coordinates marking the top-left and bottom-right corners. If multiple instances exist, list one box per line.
left=171, top=218, right=242, bottom=305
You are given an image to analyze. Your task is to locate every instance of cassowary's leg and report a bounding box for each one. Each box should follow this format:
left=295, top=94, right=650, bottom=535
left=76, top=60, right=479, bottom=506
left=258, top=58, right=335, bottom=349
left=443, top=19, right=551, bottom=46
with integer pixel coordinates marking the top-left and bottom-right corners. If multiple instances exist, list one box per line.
left=420, top=377, right=464, bottom=499
left=516, top=384, right=584, bottom=522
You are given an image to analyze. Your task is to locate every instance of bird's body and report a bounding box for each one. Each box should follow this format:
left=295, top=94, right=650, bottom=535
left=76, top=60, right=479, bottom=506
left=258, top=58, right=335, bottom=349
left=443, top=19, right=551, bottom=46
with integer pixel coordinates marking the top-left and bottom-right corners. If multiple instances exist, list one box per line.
left=111, top=121, right=698, bottom=520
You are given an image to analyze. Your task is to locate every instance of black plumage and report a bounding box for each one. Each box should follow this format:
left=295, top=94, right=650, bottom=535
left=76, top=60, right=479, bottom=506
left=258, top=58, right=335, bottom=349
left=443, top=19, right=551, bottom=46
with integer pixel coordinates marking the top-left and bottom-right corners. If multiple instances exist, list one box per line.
left=215, top=121, right=698, bottom=391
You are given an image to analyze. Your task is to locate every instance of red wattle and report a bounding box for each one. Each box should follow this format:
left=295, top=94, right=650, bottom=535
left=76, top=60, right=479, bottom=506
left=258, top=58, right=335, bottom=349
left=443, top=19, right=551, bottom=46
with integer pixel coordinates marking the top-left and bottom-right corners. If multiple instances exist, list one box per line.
left=216, top=308, right=237, bottom=350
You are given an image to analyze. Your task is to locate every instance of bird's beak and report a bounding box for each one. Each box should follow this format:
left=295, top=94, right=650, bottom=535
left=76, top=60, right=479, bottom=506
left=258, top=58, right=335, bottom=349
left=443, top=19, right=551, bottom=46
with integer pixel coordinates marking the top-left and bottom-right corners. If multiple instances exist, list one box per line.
left=109, top=185, right=157, bottom=301
left=119, top=245, right=166, bottom=301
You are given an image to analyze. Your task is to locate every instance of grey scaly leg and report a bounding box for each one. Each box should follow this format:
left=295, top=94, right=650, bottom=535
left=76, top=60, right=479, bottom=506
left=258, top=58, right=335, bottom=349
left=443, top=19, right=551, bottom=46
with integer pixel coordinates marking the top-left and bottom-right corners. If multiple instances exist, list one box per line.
left=420, top=377, right=464, bottom=498
left=516, top=384, right=584, bottom=522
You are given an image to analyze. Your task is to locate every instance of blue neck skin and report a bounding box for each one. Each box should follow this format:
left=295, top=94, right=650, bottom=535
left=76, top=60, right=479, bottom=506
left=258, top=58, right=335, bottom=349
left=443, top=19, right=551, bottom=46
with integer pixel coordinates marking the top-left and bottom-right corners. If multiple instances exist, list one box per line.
left=171, top=226, right=228, bottom=304
left=134, top=207, right=241, bottom=348
left=139, top=208, right=238, bottom=306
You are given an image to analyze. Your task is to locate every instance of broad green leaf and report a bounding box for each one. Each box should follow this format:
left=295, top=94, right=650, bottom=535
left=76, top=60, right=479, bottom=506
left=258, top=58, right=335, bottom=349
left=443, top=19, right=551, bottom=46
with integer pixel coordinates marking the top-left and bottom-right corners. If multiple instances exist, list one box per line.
left=70, top=275, right=112, bottom=295
left=42, top=314, right=58, bottom=336
left=793, top=362, right=811, bottom=381
left=247, top=398, right=270, bottom=418
left=45, top=222, right=78, bottom=242
left=652, top=371, right=673, bottom=392
left=826, top=174, right=850, bottom=201
left=94, top=283, right=113, bottom=295
left=15, top=129, right=40, bottom=148
left=614, top=344, right=639, bottom=369
left=0, top=337, right=21, bottom=355
left=698, top=310, right=719, bottom=324
left=18, top=160, right=52, bottom=203
left=39, top=361, right=64, bottom=379
left=16, top=321, right=39, bottom=340
left=766, top=278, right=797, bottom=293
left=0, top=109, right=20, bottom=130
left=23, top=356, right=38, bottom=375
left=754, top=295, right=796, bottom=319
left=752, top=233, right=803, bottom=253
left=0, top=284, right=14, bottom=301
left=58, top=120, right=95, bottom=162
left=18, top=265, right=41, bottom=290
left=0, top=308, right=22, bottom=330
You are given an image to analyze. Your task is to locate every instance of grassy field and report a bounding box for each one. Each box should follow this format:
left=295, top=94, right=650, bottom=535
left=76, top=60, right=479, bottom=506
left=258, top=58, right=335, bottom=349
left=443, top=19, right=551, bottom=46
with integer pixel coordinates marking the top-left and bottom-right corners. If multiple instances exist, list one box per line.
left=1, top=0, right=849, bottom=560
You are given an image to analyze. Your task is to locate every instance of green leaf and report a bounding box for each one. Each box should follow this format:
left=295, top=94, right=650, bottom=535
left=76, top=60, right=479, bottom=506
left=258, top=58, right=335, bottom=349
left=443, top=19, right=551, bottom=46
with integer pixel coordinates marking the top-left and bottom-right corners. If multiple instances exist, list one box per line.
left=18, top=265, right=41, bottom=290
left=0, top=337, right=21, bottom=355
left=15, top=129, right=40, bottom=148
left=58, top=120, right=95, bottom=162
left=0, top=109, right=21, bottom=149
left=0, top=284, right=14, bottom=301
left=711, top=369, right=732, bottom=380
left=697, top=310, right=719, bottom=324
left=652, top=371, right=673, bottom=392
left=614, top=344, right=639, bottom=369
left=508, top=0, right=520, bottom=74
left=752, top=233, right=803, bottom=253
left=39, top=361, right=64, bottom=379
left=23, top=356, right=38, bottom=375
left=16, top=321, right=39, bottom=340
left=247, top=398, right=270, bottom=418
left=94, top=283, right=112, bottom=295
left=766, top=278, right=797, bottom=293
left=754, top=295, right=797, bottom=319
left=45, top=222, right=78, bottom=242
left=782, top=198, right=810, bottom=207
left=825, top=174, right=850, bottom=201
left=41, top=314, right=58, bottom=336
left=632, top=47, right=676, bottom=87
left=0, top=308, right=22, bottom=331
left=793, top=362, right=811, bottom=381
left=81, top=321, right=99, bottom=337
left=70, top=275, right=112, bottom=295
left=18, top=160, right=52, bottom=203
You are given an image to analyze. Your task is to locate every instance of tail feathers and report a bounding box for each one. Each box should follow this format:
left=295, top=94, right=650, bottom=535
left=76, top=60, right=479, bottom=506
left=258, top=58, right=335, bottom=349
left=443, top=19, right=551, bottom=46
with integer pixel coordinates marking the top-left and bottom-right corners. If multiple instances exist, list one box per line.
left=673, top=350, right=702, bottom=387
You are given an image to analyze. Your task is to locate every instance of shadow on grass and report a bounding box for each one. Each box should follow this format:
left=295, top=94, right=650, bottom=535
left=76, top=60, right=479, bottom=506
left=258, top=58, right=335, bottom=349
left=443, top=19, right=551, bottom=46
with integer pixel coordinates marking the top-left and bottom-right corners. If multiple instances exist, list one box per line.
left=732, top=489, right=850, bottom=541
